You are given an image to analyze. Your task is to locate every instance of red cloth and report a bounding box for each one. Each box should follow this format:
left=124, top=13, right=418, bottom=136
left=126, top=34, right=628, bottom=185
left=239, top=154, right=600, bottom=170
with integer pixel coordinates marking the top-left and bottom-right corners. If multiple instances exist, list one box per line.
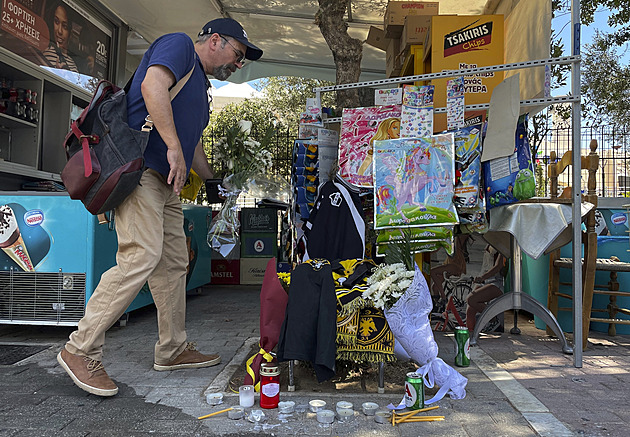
left=244, top=257, right=288, bottom=389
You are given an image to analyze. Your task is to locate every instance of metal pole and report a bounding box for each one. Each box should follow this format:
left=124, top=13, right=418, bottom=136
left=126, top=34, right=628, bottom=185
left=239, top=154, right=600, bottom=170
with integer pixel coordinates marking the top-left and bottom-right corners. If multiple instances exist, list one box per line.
left=571, top=0, right=583, bottom=367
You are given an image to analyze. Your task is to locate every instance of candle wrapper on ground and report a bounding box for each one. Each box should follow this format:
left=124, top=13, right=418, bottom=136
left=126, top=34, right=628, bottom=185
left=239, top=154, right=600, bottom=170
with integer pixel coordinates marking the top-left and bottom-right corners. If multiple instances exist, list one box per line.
left=362, top=402, right=379, bottom=416
left=278, top=401, right=295, bottom=414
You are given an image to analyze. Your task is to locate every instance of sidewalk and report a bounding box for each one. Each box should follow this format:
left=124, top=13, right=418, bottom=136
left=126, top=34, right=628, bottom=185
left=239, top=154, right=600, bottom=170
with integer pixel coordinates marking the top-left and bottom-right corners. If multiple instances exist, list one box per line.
left=1, top=237, right=629, bottom=437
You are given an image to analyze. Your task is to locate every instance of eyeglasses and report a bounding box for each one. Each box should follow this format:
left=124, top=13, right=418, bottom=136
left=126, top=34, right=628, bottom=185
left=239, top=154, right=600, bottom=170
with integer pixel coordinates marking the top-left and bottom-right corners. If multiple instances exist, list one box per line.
left=220, top=35, right=245, bottom=65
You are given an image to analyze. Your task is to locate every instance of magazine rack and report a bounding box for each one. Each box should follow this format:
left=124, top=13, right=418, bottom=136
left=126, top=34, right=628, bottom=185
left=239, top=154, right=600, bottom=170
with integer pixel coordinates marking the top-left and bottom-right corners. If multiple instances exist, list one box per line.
left=313, top=47, right=585, bottom=366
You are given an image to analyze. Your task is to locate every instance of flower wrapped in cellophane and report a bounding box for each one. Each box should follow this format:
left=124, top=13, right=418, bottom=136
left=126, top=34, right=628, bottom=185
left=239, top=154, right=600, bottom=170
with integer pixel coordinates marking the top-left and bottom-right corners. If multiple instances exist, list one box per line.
left=362, top=263, right=415, bottom=310
left=207, top=120, right=275, bottom=257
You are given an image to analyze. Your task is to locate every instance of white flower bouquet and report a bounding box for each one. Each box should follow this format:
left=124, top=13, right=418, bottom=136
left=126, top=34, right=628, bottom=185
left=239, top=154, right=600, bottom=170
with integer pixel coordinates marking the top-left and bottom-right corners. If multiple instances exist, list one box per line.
left=208, top=120, right=275, bottom=257
left=362, top=262, right=415, bottom=310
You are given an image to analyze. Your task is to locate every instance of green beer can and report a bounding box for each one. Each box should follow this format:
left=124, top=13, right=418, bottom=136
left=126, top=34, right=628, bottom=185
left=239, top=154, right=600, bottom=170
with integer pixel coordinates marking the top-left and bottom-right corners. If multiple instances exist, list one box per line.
left=404, top=372, right=424, bottom=410
left=455, top=326, right=470, bottom=367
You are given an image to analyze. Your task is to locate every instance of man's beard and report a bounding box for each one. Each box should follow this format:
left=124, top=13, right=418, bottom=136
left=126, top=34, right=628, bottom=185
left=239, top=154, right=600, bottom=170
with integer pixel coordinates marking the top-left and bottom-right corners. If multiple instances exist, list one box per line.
left=212, top=64, right=235, bottom=81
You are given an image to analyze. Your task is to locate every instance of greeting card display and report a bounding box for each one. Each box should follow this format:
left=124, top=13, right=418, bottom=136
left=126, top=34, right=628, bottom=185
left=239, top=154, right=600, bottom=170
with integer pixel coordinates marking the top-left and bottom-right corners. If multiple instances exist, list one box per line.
left=454, top=124, right=482, bottom=208
left=447, top=77, right=465, bottom=130
left=339, top=105, right=401, bottom=187
left=401, top=85, right=434, bottom=138
left=373, top=134, right=458, bottom=229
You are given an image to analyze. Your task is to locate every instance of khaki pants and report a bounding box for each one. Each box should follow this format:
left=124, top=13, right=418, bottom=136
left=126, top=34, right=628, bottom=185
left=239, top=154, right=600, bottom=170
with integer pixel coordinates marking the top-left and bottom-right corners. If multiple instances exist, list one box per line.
left=66, top=169, right=189, bottom=364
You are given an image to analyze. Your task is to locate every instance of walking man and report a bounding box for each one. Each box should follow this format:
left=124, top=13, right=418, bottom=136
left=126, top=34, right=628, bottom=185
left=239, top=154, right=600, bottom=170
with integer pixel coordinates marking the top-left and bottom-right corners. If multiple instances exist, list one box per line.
left=58, top=18, right=262, bottom=396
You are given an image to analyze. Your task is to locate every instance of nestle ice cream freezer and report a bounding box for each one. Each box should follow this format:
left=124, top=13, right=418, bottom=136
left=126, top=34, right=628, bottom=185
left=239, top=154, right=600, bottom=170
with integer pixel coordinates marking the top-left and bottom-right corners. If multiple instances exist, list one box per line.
left=0, top=192, right=212, bottom=326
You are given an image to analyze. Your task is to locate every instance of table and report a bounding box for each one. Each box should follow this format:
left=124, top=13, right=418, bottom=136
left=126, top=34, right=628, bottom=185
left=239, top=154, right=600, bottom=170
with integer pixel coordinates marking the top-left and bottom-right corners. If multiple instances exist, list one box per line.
left=470, top=202, right=594, bottom=354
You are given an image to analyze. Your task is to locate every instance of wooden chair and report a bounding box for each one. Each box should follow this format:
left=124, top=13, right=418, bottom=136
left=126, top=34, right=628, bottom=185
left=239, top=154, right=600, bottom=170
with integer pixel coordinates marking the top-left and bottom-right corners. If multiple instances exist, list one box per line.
left=545, top=139, right=630, bottom=348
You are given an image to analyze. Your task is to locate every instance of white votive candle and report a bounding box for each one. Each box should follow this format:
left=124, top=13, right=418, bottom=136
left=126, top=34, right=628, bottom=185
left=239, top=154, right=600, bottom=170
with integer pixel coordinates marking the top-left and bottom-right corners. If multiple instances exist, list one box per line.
left=309, top=399, right=326, bottom=412
left=239, top=385, right=255, bottom=408
left=316, top=409, right=335, bottom=424
left=362, top=402, right=379, bottom=416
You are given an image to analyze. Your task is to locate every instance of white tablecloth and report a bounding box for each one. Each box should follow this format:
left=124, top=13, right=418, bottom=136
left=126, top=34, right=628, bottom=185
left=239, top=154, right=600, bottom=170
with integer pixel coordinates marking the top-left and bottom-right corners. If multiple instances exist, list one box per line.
left=483, top=201, right=595, bottom=260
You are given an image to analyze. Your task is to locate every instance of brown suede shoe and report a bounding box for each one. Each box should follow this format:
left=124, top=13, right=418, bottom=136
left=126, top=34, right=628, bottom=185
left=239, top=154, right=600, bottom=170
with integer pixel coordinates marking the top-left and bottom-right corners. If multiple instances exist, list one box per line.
left=57, top=348, right=118, bottom=397
left=153, top=342, right=221, bottom=371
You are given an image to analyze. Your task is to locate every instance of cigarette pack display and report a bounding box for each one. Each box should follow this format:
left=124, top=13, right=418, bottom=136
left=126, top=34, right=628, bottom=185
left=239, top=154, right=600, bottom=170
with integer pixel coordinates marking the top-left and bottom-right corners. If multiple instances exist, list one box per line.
left=241, top=208, right=278, bottom=233
left=240, top=257, right=273, bottom=285
left=240, top=233, right=277, bottom=258
left=211, top=259, right=240, bottom=285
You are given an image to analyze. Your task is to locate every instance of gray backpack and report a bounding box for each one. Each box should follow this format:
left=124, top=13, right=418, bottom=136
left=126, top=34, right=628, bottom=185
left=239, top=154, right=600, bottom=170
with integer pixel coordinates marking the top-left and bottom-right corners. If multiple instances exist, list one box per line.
left=61, top=69, right=193, bottom=215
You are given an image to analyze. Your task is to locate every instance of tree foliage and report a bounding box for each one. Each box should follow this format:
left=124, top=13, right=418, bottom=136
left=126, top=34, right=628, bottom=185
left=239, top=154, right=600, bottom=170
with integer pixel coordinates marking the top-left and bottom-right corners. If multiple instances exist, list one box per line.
left=581, top=31, right=630, bottom=132
left=581, top=0, right=630, bottom=46
left=203, top=77, right=337, bottom=179
left=252, top=76, right=335, bottom=131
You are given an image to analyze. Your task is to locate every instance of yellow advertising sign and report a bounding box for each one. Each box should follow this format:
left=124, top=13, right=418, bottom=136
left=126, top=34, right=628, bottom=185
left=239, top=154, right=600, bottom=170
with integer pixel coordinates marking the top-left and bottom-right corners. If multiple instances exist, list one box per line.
left=428, top=15, right=504, bottom=132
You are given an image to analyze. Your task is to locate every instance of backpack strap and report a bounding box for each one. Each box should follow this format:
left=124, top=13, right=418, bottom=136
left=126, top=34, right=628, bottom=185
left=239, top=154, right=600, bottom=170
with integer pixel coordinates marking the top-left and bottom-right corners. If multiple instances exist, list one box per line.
left=141, top=66, right=195, bottom=132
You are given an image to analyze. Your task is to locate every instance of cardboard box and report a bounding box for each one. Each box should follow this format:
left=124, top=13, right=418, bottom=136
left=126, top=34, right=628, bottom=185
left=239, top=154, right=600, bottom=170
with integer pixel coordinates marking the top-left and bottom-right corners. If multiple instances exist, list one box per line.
left=385, top=1, right=439, bottom=38
left=240, top=232, right=278, bottom=258
left=240, top=257, right=272, bottom=285
left=211, top=259, right=240, bottom=285
left=241, top=208, right=278, bottom=233
left=386, top=37, right=402, bottom=77
left=366, top=26, right=388, bottom=51
left=401, top=15, right=431, bottom=50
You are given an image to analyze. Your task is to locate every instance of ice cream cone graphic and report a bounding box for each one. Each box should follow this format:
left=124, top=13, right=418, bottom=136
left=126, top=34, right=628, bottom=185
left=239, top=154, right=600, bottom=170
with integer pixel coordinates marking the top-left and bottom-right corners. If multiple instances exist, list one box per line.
left=0, top=205, right=34, bottom=271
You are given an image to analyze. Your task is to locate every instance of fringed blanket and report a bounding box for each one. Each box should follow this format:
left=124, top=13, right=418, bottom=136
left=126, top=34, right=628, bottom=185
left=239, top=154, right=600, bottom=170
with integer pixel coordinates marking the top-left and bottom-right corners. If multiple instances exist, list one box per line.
left=336, top=307, right=396, bottom=363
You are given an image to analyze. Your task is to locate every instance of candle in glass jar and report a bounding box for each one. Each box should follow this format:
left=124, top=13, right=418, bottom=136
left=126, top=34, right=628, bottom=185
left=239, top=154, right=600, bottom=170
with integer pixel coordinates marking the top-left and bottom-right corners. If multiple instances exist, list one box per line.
left=239, top=385, right=255, bottom=408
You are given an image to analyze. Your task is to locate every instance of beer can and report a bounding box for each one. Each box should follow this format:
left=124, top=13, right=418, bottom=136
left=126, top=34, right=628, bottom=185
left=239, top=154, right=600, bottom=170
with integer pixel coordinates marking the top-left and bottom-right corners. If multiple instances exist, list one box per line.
left=455, top=326, right=470, bottom=367
left=404, top=372, right=424, bottom=410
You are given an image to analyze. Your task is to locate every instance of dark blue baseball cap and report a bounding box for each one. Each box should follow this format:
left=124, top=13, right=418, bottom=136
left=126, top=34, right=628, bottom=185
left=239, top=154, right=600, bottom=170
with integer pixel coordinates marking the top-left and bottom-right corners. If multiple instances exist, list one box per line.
left=199, top=18, right=263, bottom=61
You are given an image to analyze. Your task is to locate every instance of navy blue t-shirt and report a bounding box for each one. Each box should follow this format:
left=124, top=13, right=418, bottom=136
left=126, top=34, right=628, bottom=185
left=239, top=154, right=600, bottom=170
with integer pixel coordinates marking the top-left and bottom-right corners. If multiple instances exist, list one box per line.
left=127, top=33, right=210, bottom=177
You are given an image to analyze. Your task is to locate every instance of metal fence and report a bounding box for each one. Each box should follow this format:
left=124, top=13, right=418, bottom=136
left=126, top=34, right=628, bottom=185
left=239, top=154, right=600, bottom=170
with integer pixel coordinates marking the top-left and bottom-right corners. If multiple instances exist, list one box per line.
left=201, top=126, right=296, bottom=208
left=535, top=124, right=630, bottom=198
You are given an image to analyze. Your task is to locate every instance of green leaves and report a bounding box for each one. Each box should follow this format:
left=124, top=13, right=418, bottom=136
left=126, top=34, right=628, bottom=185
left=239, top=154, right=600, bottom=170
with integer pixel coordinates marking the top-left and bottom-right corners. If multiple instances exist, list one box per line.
left=581, top=31, right=630, bottom=132
left=383, top=227, right=416, bottom=272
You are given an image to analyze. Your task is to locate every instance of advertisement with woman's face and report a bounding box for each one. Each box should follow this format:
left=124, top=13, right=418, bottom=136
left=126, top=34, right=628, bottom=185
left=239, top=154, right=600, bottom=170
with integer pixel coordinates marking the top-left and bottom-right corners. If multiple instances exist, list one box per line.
left=0, top=0, right=112, bottom=87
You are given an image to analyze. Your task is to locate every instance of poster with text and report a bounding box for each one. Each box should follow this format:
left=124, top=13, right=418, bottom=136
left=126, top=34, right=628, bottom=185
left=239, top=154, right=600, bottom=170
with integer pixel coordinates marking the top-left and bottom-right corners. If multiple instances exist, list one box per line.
left=1, top=0, right=112, bottom=83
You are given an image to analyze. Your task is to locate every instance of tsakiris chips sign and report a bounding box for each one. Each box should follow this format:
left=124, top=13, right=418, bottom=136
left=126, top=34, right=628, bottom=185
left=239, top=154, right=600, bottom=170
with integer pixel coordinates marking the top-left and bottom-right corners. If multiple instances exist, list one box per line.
left=444, top=20, right=494, bottom=57
left=428, top=15, right=504, bottom=132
